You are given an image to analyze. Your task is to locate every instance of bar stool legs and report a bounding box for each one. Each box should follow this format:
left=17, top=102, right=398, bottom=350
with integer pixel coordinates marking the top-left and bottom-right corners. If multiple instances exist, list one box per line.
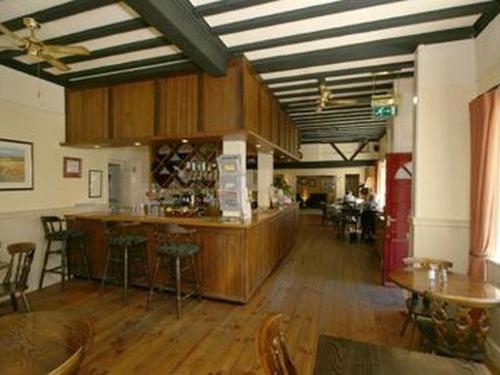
left=148, top=252, right=202, bottom=318
left=100, top=242, right=148, bottom=303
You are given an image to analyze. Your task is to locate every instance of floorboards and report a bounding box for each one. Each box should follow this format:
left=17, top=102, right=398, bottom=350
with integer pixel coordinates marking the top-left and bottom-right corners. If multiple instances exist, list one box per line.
left=0, top=214, right=408, bottom=374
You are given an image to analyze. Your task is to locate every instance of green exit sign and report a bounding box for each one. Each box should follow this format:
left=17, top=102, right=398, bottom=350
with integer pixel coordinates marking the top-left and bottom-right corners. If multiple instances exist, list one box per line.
left=373, top=105, right=397, bottom=118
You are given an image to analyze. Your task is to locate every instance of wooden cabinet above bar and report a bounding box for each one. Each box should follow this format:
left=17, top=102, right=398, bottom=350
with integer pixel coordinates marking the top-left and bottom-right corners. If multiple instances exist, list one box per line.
left=63, top=58, right=301, bottom=159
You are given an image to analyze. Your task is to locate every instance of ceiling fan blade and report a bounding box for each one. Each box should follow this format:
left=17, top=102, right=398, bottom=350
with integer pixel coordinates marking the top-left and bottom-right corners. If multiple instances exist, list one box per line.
left=40, top=53, right=70, bottom=72
left=330, top=99, right=359, bottom=105
left=0, top=23, right=25, bottom=46
left=43, top=44, right=90, bottom=56
left=0, top=45, right=22, bottom=51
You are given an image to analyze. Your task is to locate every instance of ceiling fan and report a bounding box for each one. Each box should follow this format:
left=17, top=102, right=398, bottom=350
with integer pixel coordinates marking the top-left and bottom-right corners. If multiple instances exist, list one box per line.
left=315, top=81, right=362, bottom=113
left=0, top=17, right=90, bottom=72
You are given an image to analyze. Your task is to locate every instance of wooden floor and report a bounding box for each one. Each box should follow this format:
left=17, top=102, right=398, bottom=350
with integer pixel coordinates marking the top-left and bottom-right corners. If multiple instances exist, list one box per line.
left=1, top=214, right=409, bottom=374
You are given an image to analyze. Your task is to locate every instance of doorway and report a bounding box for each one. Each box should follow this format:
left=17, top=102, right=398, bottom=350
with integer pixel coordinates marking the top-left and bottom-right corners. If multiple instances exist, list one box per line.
left=108, top=163, right=120, bottom=211
left=345, top=174, right=360, bottom=197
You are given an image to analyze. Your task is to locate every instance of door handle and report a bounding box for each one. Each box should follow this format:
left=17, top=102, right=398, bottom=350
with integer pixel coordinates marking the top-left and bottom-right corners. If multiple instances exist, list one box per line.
left=386, top=215, right=396, bottom=228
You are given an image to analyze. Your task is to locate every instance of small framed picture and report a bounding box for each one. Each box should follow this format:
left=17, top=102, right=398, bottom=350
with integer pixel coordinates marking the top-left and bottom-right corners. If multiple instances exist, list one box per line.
left=88, top=169, right=103, bottom=198
left=308, top=179, right=316, bottom=187
left=63, top=157, right=82, bottom=178
left=0, top=138, right=34, bottom=191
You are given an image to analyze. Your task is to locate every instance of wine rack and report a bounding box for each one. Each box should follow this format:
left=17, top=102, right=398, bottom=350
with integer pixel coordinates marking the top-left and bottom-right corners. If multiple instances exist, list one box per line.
left=151, top=141, right=220, bottom=189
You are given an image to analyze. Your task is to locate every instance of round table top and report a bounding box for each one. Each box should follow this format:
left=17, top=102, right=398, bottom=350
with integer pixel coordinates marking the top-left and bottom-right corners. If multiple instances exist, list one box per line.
left=0, top=311, right=92, bottom=375
left=389, top=268, right=500, bottom=307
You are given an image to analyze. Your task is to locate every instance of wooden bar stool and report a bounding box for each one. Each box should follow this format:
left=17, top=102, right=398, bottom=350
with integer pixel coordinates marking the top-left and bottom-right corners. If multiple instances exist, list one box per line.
left=100, top=222, right=148, bottom=303
left=148, top=224, right=201, bottom=318
left=39, top=216, right=92, bottom=290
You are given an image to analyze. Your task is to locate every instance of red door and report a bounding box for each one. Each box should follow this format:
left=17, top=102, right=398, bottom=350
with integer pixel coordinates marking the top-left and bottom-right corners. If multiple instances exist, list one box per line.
left=383, top=153, right=412, bottom=284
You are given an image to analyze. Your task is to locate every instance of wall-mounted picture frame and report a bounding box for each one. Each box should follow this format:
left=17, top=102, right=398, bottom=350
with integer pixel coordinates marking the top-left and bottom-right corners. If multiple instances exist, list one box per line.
left=0, top=138, right=34, bottom=191
left=88, top=169, right=103, bottom=198
left=308, top=179, right=316, bottom=187
left=63, top=157, right=82, bottom=178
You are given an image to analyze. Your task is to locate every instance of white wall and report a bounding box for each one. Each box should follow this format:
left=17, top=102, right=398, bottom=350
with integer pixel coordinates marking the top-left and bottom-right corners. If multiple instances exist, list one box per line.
left=390, top=78, right=415, bottom=153
left=301, top=142, right=379, bottom=162
left=412, top=40, right=477, bottom=273
left=0, top=66, right=148, bottom=291
left=475, top=13, right=500, bottom=94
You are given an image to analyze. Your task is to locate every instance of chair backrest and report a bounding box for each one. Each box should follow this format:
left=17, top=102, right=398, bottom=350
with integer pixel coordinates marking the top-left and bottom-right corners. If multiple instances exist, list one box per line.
left=3, top=242, right=36, bottom=291
left=257, top=314, right=297, bottom=375
left=48, top=346, right=85, bottom=375
left=427, top=292, right=493, bottom=359
left=41, top=216, right=65, bottom=237
left=403, top=257, right=453, bottom=270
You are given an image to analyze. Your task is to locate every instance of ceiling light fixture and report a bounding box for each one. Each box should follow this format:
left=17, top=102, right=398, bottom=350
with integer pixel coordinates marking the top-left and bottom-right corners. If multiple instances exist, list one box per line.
left=181, top=139, right=189, bottom=144
left=134, top=142, right=141, bottom=146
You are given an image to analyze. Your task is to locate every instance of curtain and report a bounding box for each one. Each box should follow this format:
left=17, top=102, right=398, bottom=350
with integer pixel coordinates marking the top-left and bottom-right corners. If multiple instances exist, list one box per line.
left=469, top=89, right=500, bottom=280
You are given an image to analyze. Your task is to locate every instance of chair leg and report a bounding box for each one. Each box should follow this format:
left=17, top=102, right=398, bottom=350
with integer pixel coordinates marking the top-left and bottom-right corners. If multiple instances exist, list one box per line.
left=20, top=292, right=32, bottom=312
left=175, top=256, right=181, bottom=319
left=409, top=321, right=416, bottom=349
left=9, top=293, right=18, bottom=312
left=123, top=246, right=129, bottom=303
left=60, top=239, right=68, bottom=291
left=400, top=312, right=412, bottom=336
left=190, top=255, right=202, bottom=301
left=100, top=247, right=112, bottom=295
left=81, top=239, right=92, bottom=281
left=38, top=240, right=51, bottom=290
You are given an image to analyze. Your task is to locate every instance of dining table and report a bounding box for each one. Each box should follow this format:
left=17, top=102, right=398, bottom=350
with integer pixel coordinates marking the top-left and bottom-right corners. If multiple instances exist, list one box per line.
left=313, top=335, right=490, bottom=374
left=0, top=311, right=92, bottom=374
left=389, top=268, right=500, bottom=306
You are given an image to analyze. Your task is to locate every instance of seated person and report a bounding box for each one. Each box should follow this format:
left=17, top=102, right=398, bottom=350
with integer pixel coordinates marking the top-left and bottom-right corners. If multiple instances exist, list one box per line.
left=361, top=194, right=379, bottom=242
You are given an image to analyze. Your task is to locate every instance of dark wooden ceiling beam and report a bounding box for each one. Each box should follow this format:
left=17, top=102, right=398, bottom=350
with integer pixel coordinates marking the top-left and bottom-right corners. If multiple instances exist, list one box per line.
left=272, top=72, right=413, bottom=92
left=2, top=0, right=118, bottom=31
left=276, top=83, right=393, bottom=99
left=288, top=105, right=372, bottom=114
left=297, top=121, right=387, bottom=128
left=194, top=0, right=276, bottom=17
left=124, top=0, right=228, bottom=76
left=230, top=3, right=493, bottom=53
left=66, top=61, right=197, bottom=89
left=212, top=0, right=404, bottom=34
left=254, top=28, right=473, bottom=73
left=473, top=1, right=500, bottom=36
left=301, top=137, right=382, bottom=144
left=330, top=143, right=348, bottom=161
left=58, top=53, right=185, bottom=81
left=273, top=159, right=377, bottom=169
left=349, top=140, right=370, bottom=161
left=295, top=115, right=375, bottom=124
left=264, top=61, right=414, bottom=85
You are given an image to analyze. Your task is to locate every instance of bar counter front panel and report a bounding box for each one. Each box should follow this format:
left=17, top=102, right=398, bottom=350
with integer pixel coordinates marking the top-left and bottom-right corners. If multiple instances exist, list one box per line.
left=70, top=205, right=298, bottom=303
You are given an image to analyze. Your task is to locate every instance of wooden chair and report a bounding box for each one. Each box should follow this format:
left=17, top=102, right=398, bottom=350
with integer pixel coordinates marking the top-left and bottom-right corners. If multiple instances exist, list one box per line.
left=0, top=242, right=36, bottom=312
left=400, top=258, right=454, bottom=345
left=417, top=292, right=494, bottom=361
left=257, top=313, right=297, bottom=375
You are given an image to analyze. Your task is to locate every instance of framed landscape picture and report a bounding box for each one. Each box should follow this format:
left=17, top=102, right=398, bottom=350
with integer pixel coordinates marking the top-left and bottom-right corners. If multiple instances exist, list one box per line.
left=0, top=138, right=33, bottom=191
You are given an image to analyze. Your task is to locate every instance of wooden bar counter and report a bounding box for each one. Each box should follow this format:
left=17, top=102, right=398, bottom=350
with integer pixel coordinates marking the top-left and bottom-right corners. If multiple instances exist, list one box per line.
left=69, top=205, right=298, bottom=303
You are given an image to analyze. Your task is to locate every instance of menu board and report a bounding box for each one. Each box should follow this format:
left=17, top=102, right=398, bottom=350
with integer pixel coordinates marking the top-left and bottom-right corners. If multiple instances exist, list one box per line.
left=217, top=155, right=243, bottom=218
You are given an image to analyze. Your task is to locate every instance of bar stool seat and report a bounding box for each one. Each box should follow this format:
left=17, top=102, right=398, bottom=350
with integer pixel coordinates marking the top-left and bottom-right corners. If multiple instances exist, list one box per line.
left=108, top=235, right=147, bottom=247
left=157, top=243, right=200, bottom=257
